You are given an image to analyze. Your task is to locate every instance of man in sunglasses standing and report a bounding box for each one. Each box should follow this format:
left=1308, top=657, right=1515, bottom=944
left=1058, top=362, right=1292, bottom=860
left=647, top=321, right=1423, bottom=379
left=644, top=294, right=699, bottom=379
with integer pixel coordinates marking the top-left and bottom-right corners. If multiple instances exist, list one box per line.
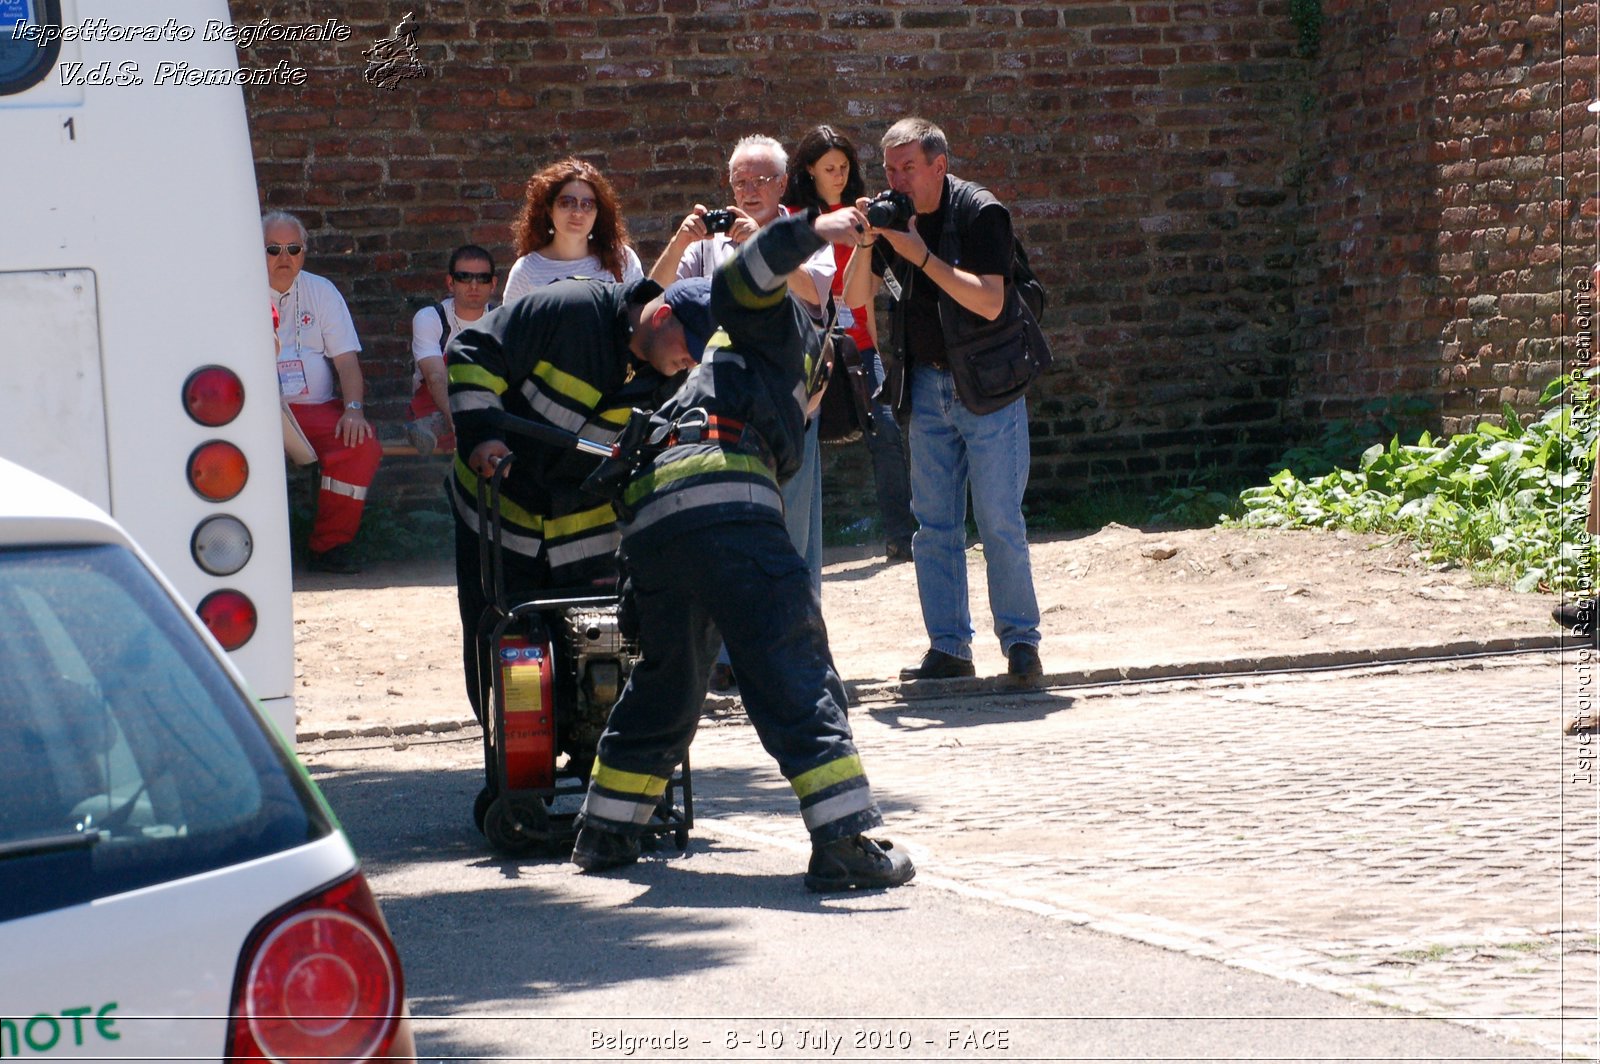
left=265, top=210, right=382, bottom=574
left=406, top=245, right=498, bottom=455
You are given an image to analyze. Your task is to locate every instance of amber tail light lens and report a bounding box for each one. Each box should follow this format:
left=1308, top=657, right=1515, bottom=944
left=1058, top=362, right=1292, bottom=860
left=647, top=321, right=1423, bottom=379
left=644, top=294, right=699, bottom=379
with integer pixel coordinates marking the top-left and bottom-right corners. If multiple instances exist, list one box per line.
left=188, top=441, right=248, bottom=502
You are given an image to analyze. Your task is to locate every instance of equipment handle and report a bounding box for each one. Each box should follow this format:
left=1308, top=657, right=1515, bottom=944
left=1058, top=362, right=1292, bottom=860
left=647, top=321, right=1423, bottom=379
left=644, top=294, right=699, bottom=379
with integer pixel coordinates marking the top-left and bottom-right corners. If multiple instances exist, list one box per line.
left=481, top=409, right=613, bottom=457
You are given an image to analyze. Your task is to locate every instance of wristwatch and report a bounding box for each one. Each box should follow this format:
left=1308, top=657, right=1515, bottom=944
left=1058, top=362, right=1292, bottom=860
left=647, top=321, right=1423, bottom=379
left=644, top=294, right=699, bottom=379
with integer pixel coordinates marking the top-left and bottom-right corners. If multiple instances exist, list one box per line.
left=345, top=401, right=364, bottom=411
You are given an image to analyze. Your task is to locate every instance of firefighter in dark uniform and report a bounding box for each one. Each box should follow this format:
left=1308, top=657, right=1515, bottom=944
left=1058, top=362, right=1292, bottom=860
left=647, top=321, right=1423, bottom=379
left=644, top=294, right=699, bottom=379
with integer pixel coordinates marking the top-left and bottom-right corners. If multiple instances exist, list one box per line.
left=573, top=206, right=915, bottom=893
left=446, top=276, right=688, bottom=724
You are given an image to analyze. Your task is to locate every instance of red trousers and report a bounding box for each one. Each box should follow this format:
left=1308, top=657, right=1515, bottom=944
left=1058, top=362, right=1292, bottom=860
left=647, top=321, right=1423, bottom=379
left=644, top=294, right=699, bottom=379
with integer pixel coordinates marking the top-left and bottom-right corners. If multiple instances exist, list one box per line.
left=407, top=383, right=456, bottom=453
left=289, top=400, right=382, bottom=552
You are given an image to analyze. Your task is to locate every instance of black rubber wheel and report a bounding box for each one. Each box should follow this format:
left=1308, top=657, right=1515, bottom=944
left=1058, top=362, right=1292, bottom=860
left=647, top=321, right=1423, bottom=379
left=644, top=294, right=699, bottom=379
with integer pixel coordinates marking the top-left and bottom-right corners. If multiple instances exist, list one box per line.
left=675, top=825, right=689, bottom=850
left=472, top=786, right=494, bottom=835
left=483, top=795, right=552, bottom=856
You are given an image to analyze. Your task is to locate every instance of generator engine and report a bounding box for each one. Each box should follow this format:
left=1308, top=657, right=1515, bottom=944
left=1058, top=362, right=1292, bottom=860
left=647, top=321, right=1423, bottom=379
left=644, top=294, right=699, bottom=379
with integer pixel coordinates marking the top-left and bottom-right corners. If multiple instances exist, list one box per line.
left=559, top=604, right=638, bottom=763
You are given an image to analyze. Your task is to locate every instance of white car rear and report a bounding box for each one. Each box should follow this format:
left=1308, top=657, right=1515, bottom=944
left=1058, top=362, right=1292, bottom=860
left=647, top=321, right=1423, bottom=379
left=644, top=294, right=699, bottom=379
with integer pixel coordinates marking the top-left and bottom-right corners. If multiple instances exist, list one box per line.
left=0, top=459, right=414, bottom=1061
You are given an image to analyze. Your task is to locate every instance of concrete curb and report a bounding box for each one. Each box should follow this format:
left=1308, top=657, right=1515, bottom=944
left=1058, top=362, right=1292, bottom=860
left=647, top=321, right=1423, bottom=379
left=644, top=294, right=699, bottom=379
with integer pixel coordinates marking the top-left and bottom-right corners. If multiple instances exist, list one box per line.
left=847, top=633, right=1570, bottom=704
left=294, top=634, right=1570, bottom=744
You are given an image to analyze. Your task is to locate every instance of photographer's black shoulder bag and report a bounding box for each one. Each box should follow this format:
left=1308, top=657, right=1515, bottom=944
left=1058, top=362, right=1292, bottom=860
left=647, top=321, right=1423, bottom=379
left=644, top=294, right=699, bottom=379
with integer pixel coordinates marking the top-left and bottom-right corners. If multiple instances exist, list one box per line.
left=817, top=327, right=875, bottom=444
left=939, top=182, right=1053, bottom=416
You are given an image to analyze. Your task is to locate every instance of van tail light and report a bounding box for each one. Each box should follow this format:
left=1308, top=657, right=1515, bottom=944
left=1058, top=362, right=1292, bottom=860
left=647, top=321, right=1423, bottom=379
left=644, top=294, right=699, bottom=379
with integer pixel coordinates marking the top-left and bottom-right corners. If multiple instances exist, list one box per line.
left=197, top=589, right=257, bottom=650
left=182, top=366, right=246, bottom=427
left=189, top=440, right=249, bottom=501
left=226, top=871, right=405, bottom=1063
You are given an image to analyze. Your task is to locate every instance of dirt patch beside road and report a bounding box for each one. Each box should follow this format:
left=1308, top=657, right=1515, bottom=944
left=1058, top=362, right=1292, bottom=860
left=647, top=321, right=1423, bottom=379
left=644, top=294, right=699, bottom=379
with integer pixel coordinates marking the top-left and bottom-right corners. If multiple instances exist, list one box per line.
left=290, top=524, right=1559, bottom=738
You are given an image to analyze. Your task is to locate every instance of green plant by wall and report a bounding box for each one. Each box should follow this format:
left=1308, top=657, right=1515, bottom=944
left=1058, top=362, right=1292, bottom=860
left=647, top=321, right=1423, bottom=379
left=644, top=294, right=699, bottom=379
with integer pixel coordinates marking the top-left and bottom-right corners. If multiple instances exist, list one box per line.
left=1289, top=0, right=1324, bottom=59
left=1230, top=375, right=1598, bottom=594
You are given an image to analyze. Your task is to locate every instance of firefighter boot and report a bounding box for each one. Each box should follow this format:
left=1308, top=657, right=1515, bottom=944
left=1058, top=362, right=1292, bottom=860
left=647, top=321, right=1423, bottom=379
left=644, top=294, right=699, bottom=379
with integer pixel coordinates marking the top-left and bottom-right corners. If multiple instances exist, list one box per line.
left=571, top=820, right=641, bottom=873
left=804, top=834, right=916, bottom=892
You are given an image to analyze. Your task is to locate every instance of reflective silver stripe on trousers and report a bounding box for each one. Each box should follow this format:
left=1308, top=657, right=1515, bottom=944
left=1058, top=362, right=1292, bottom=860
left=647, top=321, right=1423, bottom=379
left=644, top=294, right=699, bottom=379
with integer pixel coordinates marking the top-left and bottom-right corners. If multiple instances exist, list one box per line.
left=320, top=476, right=368, bottom=501
left=518, top=379, right=589, bottom=434
left=546, top=529, right=620, bottom=570
left=800, top=785, right=877, bottom=834
left=450, top=488, right=544, bottom=558
left=624, top=480, right=782, bottom=536
left=584, top=792, right=659, bottom=826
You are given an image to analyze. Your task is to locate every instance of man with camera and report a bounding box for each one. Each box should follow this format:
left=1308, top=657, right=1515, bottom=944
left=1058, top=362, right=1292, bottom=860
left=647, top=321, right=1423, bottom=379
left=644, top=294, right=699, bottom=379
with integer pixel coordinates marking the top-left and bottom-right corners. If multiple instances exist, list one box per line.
left=649, top=134, right=838, bottom=692
left=843, top=117, right=1043, bottom=684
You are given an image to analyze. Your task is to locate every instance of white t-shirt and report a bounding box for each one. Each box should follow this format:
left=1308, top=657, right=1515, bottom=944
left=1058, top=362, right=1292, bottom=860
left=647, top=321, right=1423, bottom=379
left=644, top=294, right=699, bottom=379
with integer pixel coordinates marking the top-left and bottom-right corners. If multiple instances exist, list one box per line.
left=272, top=271, right=361, bottom=406
left=410, top=296, right=492, bottom=391
left=675, top=207, right=835, bottom=322
left=501, top=246, right=645, bottom=304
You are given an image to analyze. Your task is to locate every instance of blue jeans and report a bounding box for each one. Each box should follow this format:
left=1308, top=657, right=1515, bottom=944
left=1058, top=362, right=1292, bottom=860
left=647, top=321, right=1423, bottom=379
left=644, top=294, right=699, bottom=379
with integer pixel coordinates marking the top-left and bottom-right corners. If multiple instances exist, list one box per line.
left=859, top=347, right=915, bottom=547
left=716, top=416, right=822, bottom=670
left=907, top=365, right=1040, bottom=660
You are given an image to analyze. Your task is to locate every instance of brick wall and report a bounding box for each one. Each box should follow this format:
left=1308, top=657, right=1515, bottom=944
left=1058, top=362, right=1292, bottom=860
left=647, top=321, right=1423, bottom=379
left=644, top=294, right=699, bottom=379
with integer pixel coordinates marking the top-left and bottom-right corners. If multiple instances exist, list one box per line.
left=231, top=0, right=1590, bottom=525
left=1296, top=0, right=1588, bottom=439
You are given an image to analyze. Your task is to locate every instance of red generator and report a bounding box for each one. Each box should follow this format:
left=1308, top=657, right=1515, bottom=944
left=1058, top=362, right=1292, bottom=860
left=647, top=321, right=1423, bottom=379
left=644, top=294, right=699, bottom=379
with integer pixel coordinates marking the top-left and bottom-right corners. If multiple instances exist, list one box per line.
left=472, top=462, right=691, bottom=857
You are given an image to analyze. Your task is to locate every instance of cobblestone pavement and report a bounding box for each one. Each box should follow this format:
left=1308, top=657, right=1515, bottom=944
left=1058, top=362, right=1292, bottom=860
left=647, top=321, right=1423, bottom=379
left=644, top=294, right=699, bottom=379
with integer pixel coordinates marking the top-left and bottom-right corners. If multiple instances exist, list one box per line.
left=687, top=651, right=1600, bottom=1059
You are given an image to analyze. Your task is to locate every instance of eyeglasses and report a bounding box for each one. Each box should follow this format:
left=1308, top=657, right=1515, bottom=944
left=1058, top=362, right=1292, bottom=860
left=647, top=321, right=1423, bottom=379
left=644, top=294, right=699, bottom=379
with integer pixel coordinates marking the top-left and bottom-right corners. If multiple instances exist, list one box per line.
left=265, top=243, right=305, bottom=257
left=451, top=270, right=494, bottom=284
left=554, top=195, right=598, bottom=213
left=730, top=174, right=780, bottom=194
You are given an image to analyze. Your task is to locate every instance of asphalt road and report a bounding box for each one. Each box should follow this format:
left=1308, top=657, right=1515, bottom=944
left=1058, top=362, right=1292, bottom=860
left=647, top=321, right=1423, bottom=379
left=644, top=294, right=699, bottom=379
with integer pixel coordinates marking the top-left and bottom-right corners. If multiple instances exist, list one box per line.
left=304, top=711, right=1551, bottom=1064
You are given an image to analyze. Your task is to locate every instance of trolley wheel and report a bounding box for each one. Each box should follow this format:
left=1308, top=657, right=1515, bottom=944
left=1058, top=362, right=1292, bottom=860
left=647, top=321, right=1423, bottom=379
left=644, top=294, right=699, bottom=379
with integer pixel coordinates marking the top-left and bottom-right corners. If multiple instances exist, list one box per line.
left=473, top=786, right=495, bottom=835
left=483, top=795, right=553, bottom=856
left=675, top=825, right=689, bottom=850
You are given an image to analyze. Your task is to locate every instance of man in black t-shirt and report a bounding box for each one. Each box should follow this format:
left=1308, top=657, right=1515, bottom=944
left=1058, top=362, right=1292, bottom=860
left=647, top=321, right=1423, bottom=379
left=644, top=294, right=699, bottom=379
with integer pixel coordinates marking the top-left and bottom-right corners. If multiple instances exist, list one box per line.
left=842, top=117, right=1043, bottom=684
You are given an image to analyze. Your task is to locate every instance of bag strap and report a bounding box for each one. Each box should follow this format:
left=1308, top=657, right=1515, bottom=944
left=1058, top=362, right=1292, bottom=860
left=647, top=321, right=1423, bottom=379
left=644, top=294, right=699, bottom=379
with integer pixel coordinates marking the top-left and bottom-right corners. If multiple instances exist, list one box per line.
left=431, top=301, right=449, bottom=353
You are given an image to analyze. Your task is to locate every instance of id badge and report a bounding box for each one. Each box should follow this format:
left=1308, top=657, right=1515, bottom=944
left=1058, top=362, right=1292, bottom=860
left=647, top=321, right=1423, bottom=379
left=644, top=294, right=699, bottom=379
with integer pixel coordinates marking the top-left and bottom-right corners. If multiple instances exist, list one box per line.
left=277, top=358, right=309, bottom=399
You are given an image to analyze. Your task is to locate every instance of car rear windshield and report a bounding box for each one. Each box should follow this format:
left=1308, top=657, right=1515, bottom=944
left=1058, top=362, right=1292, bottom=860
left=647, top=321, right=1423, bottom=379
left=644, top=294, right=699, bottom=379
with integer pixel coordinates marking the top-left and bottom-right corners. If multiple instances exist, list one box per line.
left=0, top=544, right=332, bottom=923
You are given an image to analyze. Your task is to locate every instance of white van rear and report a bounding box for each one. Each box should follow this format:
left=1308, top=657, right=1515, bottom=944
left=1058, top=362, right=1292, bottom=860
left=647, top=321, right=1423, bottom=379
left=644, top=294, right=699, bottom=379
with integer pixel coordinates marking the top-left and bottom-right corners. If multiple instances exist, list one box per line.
left=0, top=0, right=294, bottom=734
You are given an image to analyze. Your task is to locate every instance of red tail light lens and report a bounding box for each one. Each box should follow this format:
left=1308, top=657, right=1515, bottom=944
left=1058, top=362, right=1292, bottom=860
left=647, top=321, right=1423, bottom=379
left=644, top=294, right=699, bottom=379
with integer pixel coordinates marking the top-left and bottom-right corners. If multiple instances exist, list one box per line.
left=228, top=873, right=405, bottom=1063
left=197, top=589, right=257, bottom=650
left=189, top=440, right=249, bottom=501
left=182, top=366, right=246, bottom=427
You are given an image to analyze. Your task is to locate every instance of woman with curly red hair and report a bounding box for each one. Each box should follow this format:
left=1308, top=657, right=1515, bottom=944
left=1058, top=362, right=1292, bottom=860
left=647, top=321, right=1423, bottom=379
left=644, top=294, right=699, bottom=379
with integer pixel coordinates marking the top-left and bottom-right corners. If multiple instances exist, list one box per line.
left=502, top=158, right=644, bottom=303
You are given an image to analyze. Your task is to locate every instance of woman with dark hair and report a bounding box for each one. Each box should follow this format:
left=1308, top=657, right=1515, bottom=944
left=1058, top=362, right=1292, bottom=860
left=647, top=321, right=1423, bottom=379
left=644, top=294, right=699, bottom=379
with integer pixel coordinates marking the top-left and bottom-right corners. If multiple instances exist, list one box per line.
left=785, top=125, right=915, bottom=563
left=503, top=158, right=644, bottom=302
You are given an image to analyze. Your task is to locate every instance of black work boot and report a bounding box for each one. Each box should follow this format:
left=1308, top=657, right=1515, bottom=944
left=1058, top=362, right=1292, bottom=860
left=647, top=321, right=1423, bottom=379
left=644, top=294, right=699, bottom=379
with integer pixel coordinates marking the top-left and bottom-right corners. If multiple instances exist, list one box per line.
left=804, top=834, right=916, bottom=892
left=571, top=820, right=641, bottom=873
left=899, top=648, right=975, bottom=681
left=1006, top=643, right=1044, bottom=685
left=307, top=543, right=361, bottom=574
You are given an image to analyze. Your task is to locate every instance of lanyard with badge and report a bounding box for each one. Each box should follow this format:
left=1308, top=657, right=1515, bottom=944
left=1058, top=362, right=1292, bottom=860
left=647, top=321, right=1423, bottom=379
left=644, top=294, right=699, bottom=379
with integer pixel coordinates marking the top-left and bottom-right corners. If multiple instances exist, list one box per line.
left=276, top=285, right=310, bottom=399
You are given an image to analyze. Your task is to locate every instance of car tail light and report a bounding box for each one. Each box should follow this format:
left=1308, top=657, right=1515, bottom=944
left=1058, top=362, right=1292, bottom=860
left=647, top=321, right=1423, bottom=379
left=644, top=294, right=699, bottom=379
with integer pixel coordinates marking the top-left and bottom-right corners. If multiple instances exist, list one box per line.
left=182, top=366, right=246, bottom=427
left=198, top=589, right=257, bottom=650
left=189, top=440, right=248, bottom=501
left=226, top=872, right=406, bottom=1063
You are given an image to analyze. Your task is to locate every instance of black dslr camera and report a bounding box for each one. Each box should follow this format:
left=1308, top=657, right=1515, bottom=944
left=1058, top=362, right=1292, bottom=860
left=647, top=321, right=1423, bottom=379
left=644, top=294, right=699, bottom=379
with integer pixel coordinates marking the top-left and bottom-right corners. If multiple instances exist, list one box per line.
left=865, top=189, right=915, bottom=230
left=701, top=208, right=737, bottom=235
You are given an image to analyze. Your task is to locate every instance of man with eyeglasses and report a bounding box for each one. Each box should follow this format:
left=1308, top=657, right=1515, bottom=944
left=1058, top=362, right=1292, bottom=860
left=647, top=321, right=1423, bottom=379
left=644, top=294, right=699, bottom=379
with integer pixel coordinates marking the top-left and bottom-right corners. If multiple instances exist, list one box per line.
left=406, top=245, right=498, bottom=456
left=648, top=134, right=836, bottom=694
left=265, top=210, right=382, bottom=575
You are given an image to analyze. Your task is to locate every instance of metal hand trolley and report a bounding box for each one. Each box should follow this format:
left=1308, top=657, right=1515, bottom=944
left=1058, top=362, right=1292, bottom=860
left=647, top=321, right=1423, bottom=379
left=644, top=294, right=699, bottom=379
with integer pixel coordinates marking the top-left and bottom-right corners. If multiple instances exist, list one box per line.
left=469, top=418, right=692, bottom=857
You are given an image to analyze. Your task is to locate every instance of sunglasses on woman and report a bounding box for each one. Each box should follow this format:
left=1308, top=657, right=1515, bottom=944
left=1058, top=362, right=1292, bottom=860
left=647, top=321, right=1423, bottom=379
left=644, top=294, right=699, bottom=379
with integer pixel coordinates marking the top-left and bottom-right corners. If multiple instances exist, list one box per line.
left=265, top=244, right=304, bottom=256
left=554, top=195, right=597, bottom=213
